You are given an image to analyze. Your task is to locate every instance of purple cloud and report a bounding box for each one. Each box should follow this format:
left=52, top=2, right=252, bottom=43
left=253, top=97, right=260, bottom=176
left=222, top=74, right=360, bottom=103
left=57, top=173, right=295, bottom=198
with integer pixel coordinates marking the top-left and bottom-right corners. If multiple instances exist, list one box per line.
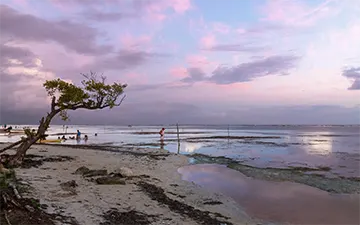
left=82, top=10, right=137, bottom=22
left=210, top=55, right=299, bottom=84
left=342, top=67, right=360, bottom=90
left=204, top=44, right=266, bottom=52
left=182, top=67, right=206, bottom=83
left=0, top=44, right=37, bottom=68
left=0, top=5, right=170, bottom=83
left=0, top=5, right=112, bottom=55
left=90, top=50, right=170, bottom=71
left=182, top=55, right=299, bottom=84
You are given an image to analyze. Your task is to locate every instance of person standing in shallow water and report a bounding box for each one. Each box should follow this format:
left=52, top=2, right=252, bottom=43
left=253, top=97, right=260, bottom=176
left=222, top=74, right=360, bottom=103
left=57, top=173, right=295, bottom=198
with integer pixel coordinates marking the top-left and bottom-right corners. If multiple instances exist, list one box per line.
left=76, top=130, right=81, bottom=140
left=159, top=128, right=165, bottom=140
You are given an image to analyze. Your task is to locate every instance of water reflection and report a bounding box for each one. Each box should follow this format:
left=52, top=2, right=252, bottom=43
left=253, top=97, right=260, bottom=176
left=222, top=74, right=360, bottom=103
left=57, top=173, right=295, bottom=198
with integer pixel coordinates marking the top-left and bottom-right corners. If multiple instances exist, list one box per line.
left=178, top=164, right=360, bottom=225
left=160, top=139, right=165, bottom=150
left=301, top=132, right=333, bottom=155
left=180, top=142, right=203, bottom=153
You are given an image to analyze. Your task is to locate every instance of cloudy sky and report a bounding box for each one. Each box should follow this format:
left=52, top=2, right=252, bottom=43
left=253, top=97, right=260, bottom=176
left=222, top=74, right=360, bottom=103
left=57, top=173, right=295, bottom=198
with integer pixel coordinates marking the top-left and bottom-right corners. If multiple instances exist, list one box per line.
left=0, top=0, right=359, bottom=125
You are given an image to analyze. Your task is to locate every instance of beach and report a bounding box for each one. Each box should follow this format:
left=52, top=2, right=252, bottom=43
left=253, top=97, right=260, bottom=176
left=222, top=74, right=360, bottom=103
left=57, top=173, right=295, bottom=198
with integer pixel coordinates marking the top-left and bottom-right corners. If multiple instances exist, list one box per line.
left=0, top=143, right=255, bottom=225
left=1, top=125, right=359, bottom=225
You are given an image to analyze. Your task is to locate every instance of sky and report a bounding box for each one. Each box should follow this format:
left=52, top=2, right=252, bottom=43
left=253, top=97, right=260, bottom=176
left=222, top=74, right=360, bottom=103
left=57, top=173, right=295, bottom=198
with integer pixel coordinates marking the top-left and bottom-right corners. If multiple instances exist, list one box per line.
left=0, top=0, right=359, bottom=125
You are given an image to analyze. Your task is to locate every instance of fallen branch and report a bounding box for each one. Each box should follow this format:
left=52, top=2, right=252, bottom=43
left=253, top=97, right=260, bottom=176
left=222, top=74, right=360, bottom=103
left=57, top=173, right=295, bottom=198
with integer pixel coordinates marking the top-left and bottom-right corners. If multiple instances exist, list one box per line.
left=4, top=211, right=11, bottom=225
left=10, top=199, right=20, bottom=208
left=25, top=205, right=35, bottom=212
left=8, top=183, right=21, bottom=199
left=0, top=139, right=26, bottom=154
left=2, top=193, right=8, bottom=206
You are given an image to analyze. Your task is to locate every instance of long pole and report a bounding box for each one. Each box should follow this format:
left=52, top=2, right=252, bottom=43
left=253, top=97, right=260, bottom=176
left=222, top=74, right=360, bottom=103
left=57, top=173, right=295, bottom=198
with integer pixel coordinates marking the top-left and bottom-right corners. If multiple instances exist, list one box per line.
left=177, top=123, right=180, bottom=154
left=227, top=124, right=230, bottom=137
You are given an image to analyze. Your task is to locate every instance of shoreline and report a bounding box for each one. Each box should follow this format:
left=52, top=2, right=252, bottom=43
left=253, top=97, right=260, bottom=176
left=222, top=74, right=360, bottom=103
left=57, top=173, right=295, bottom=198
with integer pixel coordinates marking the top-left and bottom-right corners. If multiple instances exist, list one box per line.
left=2, top=141, right=359, bottom=194
left=0, top=143, right=256, bottom=225
left=1, top=141, right=359, bottom=224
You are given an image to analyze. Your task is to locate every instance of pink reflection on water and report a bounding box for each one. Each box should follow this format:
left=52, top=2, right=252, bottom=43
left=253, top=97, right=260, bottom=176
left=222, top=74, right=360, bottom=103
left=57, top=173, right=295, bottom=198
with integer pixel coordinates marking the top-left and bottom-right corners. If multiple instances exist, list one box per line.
left=178, top=164, right=360, bottom=225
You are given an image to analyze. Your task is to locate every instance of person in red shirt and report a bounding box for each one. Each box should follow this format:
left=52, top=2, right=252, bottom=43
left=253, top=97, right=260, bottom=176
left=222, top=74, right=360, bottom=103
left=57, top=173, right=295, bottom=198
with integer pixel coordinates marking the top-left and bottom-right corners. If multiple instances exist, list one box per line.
left=159, top=128, right=165, bottom=139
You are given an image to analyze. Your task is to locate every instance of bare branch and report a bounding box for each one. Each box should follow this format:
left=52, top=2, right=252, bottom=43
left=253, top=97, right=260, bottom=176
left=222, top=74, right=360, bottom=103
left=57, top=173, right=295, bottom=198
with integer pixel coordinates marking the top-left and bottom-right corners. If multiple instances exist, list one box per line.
left=115, top=94, right=126, bottom=107
left=0, top=139, right=26, bottom=153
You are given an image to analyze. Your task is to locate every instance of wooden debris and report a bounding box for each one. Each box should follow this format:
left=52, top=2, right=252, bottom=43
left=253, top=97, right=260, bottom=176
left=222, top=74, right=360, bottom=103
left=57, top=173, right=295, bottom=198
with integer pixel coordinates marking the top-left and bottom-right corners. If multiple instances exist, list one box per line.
left=9, top=183, right=21, bottom=199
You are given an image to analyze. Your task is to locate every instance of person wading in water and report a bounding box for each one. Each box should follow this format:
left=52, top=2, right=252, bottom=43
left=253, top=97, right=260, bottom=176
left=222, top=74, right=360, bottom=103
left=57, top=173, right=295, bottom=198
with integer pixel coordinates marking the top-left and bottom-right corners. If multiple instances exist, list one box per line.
left=159, top=128, right=165, bottom=140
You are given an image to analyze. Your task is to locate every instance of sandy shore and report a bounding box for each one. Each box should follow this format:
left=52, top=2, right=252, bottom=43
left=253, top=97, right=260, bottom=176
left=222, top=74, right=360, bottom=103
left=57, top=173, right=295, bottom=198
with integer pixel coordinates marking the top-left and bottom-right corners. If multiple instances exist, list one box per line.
left=0, top=143, right=256, bottom=225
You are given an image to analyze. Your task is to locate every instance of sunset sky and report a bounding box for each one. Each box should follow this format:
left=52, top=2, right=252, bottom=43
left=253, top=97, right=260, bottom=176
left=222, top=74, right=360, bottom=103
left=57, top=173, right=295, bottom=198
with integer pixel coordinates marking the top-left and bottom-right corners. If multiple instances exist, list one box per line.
left=0, top=0, right=359, bottom=125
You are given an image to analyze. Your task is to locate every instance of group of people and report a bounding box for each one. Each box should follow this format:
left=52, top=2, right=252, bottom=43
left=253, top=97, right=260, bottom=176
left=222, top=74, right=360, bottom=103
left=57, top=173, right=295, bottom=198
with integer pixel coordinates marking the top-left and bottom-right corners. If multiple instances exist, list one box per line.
left=58, top=130, right=91, bottom=142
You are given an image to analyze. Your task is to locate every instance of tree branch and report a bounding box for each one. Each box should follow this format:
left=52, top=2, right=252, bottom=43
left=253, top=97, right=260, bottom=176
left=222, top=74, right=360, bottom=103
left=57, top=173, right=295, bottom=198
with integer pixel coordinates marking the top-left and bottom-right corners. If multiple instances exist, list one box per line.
left=115, top=94, right=126, bottom=107
left=51, top=96, right=56, bottom=111
left=0, top=139, right=27, bottom=154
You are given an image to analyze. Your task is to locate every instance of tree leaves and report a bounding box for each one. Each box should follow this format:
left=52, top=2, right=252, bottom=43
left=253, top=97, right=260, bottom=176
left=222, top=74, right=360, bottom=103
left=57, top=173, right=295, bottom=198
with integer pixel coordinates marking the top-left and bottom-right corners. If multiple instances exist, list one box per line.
left=43, top=71, right=127, bottom=120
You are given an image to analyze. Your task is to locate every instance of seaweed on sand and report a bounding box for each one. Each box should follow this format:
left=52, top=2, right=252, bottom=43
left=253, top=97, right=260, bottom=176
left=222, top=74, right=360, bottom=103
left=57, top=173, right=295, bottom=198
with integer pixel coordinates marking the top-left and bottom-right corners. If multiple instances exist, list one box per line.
left=0, top=169, right=78, bottom=225
left=137, top=181, right=232, bottom=225
left=20, top=154, right=74, bottom=169
left=100, top=208, right=159, bottom=225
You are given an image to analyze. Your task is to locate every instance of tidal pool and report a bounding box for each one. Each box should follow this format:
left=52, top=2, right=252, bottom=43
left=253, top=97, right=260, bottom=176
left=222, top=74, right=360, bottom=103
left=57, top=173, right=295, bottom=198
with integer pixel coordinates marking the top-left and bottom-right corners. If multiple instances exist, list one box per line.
left=178, top=164, right=360, bottom=225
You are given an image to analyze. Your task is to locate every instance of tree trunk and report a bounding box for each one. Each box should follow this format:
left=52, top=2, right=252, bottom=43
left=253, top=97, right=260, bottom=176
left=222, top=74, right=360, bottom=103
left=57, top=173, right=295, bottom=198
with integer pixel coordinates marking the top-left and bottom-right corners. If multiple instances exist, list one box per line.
left=6, top=109, right=60, bottom=167
left=7, top=138, right=39, bottom=167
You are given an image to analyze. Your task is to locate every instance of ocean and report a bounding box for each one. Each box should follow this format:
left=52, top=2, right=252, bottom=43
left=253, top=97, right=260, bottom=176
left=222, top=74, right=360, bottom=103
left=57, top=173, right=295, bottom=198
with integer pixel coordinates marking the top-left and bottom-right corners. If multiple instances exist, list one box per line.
left=1, top=124, right=359, bottom=178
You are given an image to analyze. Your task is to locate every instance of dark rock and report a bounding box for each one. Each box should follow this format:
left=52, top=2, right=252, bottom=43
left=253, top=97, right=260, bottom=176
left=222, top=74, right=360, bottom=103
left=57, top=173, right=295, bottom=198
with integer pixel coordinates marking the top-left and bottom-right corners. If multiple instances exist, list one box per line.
left=95, top=177, right=126, bottom=185
left=113, top=167, right=133, bottom=177
left=203, top=200, right=223, bottom=205
left=60, top=180, right=78, bottom=188
left=108, top=173, right=124, bottom=178
left=74, top=167, right=108, bottom=177
left=83, top=170, right=108, bottom=177
left=74, top=166, right=90, bottom=175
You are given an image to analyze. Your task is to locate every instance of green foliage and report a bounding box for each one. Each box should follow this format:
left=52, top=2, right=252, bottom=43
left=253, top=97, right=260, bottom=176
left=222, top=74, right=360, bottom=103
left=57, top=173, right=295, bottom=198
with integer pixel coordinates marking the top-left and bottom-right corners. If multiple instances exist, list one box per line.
left=43, top=72, right=127, bottom=120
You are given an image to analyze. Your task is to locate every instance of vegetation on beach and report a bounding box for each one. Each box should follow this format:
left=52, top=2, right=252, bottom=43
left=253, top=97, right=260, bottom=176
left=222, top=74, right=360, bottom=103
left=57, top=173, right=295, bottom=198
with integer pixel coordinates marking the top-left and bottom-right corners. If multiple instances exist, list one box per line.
left=0, top=72, right=127, bottom=167
left=0, top=168, right=78, bottom=225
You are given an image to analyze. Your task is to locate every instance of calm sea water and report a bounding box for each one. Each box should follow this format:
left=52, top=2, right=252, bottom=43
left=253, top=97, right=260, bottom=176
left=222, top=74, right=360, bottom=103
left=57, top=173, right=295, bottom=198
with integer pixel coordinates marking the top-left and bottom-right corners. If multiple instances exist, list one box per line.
left=1, top=125, right=359, bottom=178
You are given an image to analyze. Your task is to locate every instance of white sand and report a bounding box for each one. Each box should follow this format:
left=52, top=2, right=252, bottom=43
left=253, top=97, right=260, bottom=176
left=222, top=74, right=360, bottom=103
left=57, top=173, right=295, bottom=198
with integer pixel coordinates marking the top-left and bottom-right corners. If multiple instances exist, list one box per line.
left=1, top=144, right=256, bottom=225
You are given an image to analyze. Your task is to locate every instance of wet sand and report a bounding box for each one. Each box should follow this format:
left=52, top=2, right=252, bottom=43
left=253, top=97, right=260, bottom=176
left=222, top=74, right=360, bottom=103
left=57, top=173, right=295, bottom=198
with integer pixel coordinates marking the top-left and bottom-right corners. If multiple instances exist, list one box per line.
left=178, top=164, right=360, bottom=225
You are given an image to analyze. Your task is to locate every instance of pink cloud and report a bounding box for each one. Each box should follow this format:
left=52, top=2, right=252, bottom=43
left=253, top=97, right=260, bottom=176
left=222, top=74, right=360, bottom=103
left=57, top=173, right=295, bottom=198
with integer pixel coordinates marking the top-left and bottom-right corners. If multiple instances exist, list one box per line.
left=199, top=34, right=216, bottom=48
left=12, top=0, right=27, bottom=6
left=170, top=67, right=188, bottom=78
left=143, top=0, right=192, bottom=22
left=123, top=72, right=148, bottom=84
left=148, top=12, right=167, bottom=22
left=171, top=0, right=192, bottom=14
left=120, top=33, right=152, bottom=50
left=145, top=0, right=192, bottom=14
left=260, top=0, right=336, bottom=27
left=186, top=55, right=210, bottom=68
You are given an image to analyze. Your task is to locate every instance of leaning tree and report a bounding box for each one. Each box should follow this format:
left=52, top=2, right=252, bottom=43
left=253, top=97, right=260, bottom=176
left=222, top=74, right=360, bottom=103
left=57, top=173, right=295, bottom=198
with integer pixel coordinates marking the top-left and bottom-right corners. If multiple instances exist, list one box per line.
left=0, top=72, right=127, bottom=167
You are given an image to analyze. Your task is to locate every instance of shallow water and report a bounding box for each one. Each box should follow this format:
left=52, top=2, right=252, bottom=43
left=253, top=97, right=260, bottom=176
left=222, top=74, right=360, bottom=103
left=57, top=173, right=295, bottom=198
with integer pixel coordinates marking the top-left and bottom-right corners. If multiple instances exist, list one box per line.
left=178, top=164, right=360, bottom=225
left=1, top=125, right=359, bottom=178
